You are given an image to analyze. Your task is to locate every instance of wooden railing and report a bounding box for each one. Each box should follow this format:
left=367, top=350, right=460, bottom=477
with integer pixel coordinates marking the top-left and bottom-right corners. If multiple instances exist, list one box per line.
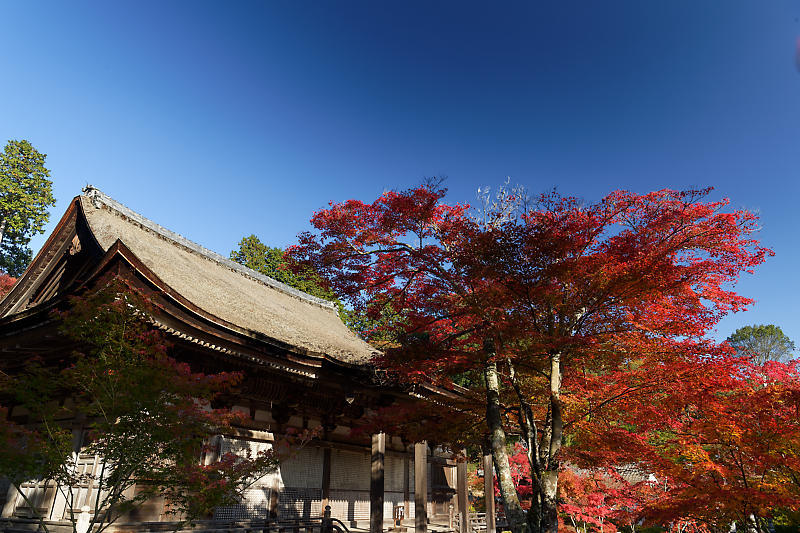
left=453, top=511, right=507, bottom=533
left=453, top=512, right=485, bottom=533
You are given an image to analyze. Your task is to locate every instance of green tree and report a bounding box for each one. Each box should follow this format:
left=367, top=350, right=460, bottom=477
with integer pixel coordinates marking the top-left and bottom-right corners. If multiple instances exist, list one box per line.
left=0, top=140, right=55, bottom=276
left=231, top=235, right=402, bottom=341
left=231, top=235, right=339, bottom=302
left=727, top=324, right=796, bottom=365
left=0, top=236, right=33, bottom=277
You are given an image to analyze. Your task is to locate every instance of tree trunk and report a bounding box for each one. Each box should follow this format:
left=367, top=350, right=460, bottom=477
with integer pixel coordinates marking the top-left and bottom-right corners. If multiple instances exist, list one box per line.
left=507, top=359, right=543, bottom=533
left=0, top=218, right=6, bottom=247
left=539, top=468, right=559, bottom=533
left=484, top=356, right=528, bottom=533
left=539, top=352, right=563, bottom=533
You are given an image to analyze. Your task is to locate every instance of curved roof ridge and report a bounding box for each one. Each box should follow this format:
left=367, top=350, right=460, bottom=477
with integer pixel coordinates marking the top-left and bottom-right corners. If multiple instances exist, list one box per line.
left=81, top=186, right=337, bottom=311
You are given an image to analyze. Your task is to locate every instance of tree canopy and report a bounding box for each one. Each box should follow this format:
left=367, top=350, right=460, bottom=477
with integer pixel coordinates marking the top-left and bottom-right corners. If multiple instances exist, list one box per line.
left=230, top=234, right=339, bottom=302
left=727, top=324, right=796, bottom=364
left=289, top=183, right=772, bottom=533
left=0, top=140, right=55, bottom=276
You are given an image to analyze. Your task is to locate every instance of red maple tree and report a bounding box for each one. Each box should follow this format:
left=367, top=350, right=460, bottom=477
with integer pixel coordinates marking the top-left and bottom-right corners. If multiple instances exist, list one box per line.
left=290, top=182, right=770, bottom=533
left=0, top=272, right=16, bottom=299
left=573, top=355, right=800, bottom=531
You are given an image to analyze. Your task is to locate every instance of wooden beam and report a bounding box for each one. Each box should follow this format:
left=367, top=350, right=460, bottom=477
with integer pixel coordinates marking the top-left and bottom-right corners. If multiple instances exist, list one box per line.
left=483, top=450, right=495, bottom=533
left=414, top=442, right=427, bottom=533
left=457, top=458, right=468, bottom=533
left=371, top=433, right=386, bottom=533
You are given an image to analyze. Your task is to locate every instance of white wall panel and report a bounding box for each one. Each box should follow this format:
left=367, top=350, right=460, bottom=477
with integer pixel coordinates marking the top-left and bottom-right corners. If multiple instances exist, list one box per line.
left=280, top=447, right=324, bottom=489
left=330, top=449, right=369, bottom=491
left=385, top=454, right=405, bottom=493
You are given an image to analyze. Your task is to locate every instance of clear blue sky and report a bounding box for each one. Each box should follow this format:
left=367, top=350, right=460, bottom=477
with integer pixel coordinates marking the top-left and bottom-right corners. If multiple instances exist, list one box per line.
left=2, top=1, right=799, bottom=344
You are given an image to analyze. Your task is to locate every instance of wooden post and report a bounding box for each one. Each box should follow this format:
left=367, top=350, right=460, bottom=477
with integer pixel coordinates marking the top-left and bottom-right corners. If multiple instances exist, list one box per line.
left=414, top=442, right=427, bottom=533
left=457, top=458, right=468, bottom=533
left=1, top=483, right=18, bottom=517
left=483, top=449, right=495, bottom=533
left=403, top=454, right=410, bottom=525
left=321, top=447, right=331, bottom=511
left=323, top=505, right=333, bottom=533
left=371, top=433, right=386, bottom=533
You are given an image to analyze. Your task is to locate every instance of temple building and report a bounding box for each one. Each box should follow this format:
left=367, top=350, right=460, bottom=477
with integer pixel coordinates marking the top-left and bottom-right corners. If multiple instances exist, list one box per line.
left=0, top=187, right=482, bottom=533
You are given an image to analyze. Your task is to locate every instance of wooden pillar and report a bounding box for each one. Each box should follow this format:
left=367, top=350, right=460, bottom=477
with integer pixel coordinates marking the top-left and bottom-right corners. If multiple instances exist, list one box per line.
left=414, top=442, right=428, bottom=533
left=1, top=483, right=18, bottom=517
left=483, top=450, right=496, bottom=533
left=403, top=454, right=410, bottom=524
left=457, top=457, right=468, bottom=533
left=322, top=447, right=332, bottom=511
left=371, top=433, right=386, bottom=533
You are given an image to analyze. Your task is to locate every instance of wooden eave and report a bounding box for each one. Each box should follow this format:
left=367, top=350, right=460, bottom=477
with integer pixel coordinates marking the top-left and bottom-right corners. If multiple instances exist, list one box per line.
left=1, top=238, right=376, bottom=386
left=0, top=198, right=95, bottom=317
